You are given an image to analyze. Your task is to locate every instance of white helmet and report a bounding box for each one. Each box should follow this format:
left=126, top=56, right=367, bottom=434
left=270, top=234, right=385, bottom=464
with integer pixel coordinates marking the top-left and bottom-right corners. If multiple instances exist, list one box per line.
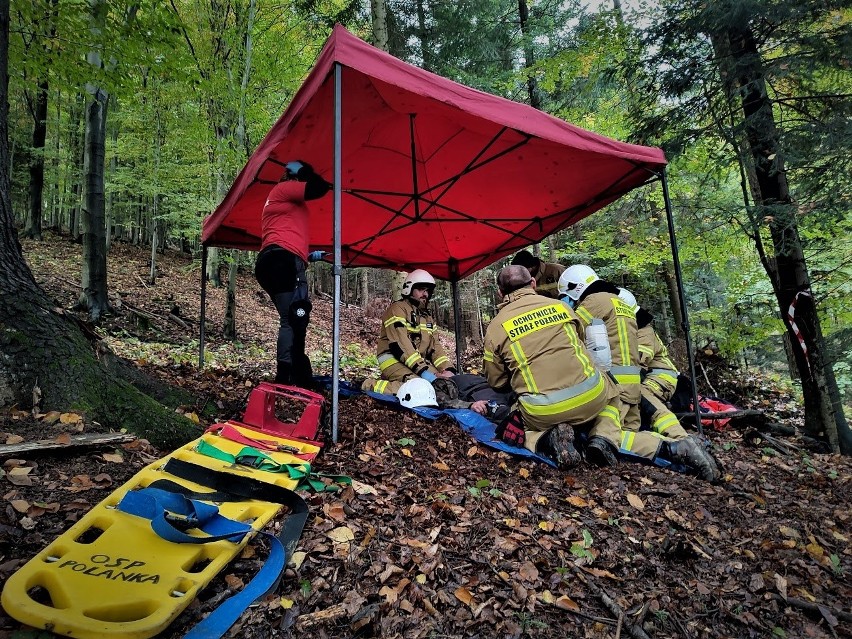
left=401, top=269, right=436, bottom=297
left=558, top=265, right=599, bottom=301
left=397, top=378, right=438, bottom=408
left=617, top=287, right=639, bottom=311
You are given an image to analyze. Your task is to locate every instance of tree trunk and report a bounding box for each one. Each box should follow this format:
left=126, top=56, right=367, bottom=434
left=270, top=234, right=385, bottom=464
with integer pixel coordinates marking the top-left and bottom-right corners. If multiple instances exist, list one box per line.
left=24, top=78, right=48, bottom=240
left=223, top=250, right=238, bottom=339
left=77, top=0, right=111, bottom=323
left=0, top=0, right=196, bottom=449
left=724, top=22, right=850, bottom=453
left=517, top=0, right=541, bottom=110
left=371, top=0, right=389, bottom=51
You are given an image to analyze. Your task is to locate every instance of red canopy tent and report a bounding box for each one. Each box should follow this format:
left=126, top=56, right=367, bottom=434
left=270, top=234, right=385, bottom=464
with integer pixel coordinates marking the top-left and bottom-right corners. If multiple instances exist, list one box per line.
left=202, top=25, right=666, bottom=279
left=200, top=25, right=704, bottom=439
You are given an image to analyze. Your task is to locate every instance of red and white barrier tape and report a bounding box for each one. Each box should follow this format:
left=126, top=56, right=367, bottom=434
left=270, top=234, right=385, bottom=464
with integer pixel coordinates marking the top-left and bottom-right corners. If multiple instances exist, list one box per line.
left=787, top=291, right=811, bottom=368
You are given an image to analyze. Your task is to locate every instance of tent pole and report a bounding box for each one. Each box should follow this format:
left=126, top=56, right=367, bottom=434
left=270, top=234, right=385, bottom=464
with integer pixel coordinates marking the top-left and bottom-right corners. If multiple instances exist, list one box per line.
left=198, top=245, right=208, bottom=369
left=451, top=283, right=463, bottom=372
left=660, top=170, right=703, bottom=436
left=331, top=62, right=343, bottom=444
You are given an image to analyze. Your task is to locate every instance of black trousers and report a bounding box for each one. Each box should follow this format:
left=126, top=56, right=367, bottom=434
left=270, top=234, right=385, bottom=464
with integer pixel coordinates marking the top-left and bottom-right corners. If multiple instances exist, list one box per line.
left=254, top=246, right=313, bottom=387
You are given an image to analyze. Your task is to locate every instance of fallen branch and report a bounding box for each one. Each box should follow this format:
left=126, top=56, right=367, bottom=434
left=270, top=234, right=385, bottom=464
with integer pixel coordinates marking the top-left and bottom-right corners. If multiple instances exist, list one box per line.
left=0, top=432, right=137, bottom=457
left=772, top=593, right=852, bottom=624
left=168, top=312, right=190, bottom=329
left=295, top=602, right=348, bottom=630
left=574, top=571, right=652, bottom=639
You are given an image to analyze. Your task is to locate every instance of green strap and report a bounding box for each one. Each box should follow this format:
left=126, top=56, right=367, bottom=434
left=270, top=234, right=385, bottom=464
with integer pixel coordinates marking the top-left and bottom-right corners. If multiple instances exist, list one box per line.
left=193, top=440, right=351, bottom=493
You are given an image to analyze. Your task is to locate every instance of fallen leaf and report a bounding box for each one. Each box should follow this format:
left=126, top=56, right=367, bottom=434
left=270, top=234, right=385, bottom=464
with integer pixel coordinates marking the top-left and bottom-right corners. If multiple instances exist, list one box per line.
left=101, top=452, right=123, bottom=463
left=454, top=586, right=474, bottom=606
left=538, top=521, right=555, bottom=532
left=432, top=462, right=450, bottom=471
left=224, top=574, right=244, bottom=589
left=626, top=493, right=644, bottom=511
left=10, top=499, right=30, bottom=513
left=351, top=480, right=377, bottom=495
left=518, top=561, right=539, bottom=582
left=566, top=495, right=588, bottom=508
left=42, top=411, right=62, bottom=424
left=59, top=413, right=82, bottom=425
left=774, top=573, right=788, bottom=600
left=327, top=526, right=355, bottom=543
left=280, top=597, right=294, bottom=609
left=4, top=435, right=23, bottom=445
left=466, top=446, right=479, bottom=458
left=55, top=433, right=72, bottom=445
left=518, top=468, right=530, bottom=478
left=555, top=595, right=580, bottom=611
left=779, top=525, right=800, bottom=539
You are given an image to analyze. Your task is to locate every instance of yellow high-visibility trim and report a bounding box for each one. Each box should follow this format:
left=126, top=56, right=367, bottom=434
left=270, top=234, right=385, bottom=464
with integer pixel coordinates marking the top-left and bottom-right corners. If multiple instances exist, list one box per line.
left=638, top=345, right=654, bottom=357
left=620, top=431, right=636, bottom=451
left=379, top=357, right=397, bottom=371
left=509, top=341, right=538, bottom=393
left=375, top=380, right=389, bottom=393
left=483, top=350, right=494, bottom=363
left=406, top=326, right=422, bottom=334
left=420, top=325, right=435, bottom=334
left=653, top=413, right=679, bottom=434
left=649, top=369, right=678, bottom=386
left=616, top=316, right=630, bottom=364
left=598, top=404, right=620, bottom=425
left=384, top=315, right=407, bottom=327
left=575, top=306, right=593, bottom=325
left=562, top=324, right=594, bottom=378
left=433, top=355, right=449, bottom=367
left=613, top=373, right=641, bottom=385
left=520, top=374, right=604, bottom=417
left=404, top=352, right=422, bottom=368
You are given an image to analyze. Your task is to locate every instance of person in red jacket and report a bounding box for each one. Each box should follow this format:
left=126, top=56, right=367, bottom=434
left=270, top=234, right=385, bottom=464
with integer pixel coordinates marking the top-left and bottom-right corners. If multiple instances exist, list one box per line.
left=254, top=160, right=330, bottom=387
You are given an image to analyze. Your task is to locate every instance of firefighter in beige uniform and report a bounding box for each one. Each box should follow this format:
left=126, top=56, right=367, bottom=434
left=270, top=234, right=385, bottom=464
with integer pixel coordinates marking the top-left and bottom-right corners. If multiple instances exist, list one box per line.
left=510, top=250, right=566, bottom=299
left=560, top=265, right=643, bottom=434
left=483, top=266, right=666, bottom=470
left=361, top=269, right=455, bottom=396
left=618, top=288, right=687, bottom=440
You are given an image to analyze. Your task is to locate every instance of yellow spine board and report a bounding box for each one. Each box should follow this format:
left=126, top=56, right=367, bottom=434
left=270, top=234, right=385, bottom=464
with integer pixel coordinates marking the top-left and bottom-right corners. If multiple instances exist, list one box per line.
left=1, top=426, right=319, bottom=639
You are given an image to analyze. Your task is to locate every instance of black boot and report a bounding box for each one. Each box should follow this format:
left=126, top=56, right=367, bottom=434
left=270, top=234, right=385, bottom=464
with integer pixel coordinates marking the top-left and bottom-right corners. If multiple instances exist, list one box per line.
left=585, top=436, right=618, bottom=467
left=665, top=437, right=720, bottom=482
left=538, top=423, right=582, bottom=470
left=275, top=362, right=292, bottom=385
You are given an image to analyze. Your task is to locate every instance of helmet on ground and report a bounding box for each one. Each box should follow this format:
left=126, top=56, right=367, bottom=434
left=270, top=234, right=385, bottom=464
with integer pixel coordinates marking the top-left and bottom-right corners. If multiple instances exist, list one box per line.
left=617, top=287, right=639, bottom=311
left=397, top=378, right=438, bottom=408
left=401, top=269, right=436, bottom=297
left=558, top=265, right=599, bottom=301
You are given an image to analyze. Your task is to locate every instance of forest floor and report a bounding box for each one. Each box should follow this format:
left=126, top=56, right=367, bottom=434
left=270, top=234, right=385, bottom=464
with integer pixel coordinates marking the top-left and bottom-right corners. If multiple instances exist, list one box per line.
left=1, top=233, right=850, bottom=639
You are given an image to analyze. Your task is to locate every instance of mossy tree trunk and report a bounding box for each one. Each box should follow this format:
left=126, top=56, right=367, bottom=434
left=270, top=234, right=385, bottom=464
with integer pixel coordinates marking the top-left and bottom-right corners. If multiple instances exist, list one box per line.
left=0, top=1, right=197, bottom=450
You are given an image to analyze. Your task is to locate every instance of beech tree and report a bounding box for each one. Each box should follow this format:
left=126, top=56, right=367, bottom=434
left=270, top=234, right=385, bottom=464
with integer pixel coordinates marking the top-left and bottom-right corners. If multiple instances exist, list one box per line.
left=0, top=0, right=197, bottom=449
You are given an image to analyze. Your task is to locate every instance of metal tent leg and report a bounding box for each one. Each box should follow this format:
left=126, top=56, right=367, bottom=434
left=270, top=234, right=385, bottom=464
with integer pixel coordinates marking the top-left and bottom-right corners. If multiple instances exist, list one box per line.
left=661, top=170, right=703, bottom=435
left=199, top=245, right=208, bottom=369
left=331, top=63, right=342, bottom=443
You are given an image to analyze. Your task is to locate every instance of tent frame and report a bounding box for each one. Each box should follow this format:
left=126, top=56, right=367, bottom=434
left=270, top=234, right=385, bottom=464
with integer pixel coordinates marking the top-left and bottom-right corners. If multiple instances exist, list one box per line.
left=198, top=67, right=705, bottom=444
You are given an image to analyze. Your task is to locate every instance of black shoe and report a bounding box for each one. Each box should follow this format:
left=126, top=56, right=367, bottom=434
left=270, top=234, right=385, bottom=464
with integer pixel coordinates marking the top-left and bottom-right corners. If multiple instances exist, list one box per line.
left=585, top=436, right=618, bottom=467
left=666, top=437, right=720, bottom=482
left=539, top=423, right=582, bottom=470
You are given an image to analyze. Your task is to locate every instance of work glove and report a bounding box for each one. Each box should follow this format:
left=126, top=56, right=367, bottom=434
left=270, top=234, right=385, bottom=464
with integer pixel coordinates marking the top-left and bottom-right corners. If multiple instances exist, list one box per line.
left=419, top=370, right=437, bottom=382
left=494, top=411, right=525, bottom=447
left=308, top=251, right=326, bottom=262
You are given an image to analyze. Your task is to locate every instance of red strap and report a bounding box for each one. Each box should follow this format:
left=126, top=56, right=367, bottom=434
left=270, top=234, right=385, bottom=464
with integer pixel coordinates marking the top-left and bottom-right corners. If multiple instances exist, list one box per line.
left=205, top=423, right=315, bottom=461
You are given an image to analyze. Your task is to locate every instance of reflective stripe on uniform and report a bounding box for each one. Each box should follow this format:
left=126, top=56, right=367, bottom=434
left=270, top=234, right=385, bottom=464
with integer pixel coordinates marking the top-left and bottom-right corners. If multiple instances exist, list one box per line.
left=378, top=353, right=398, bottom=371
left=575, top=306, right=593, bottom=325
left=519, top=371, right=604, bottom=417
left=375, top=380, right=389, bottom=393
left=616, top=316, right=630, bottom=364
left=638, top=344, right=654, bottom=358
left=384, top=315, right=407, bottom=328
left=620, top=430, right=636, bottom=451
left=562, top=324, right=595, bottom=378
left=433, top=355, right=449, bottom=368
left=509, top=341, right=538, bottom=393
left=483, top=349, right=494, bottom=363
left=404, top=352, right=423, bottom=368
left=611, top=365, right=642, bottom=385
left=653, top=412, right=680, bottom=435
left=649, top=368, right=678, bottom=386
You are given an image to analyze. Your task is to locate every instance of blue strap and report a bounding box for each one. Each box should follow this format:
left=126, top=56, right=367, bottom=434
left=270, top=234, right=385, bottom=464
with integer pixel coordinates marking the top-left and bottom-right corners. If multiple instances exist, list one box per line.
left=182, top=532, right=284, bottom=639
left=116, top=487, right=249, bottom=544
left=116, top=486, right=288, bottom=639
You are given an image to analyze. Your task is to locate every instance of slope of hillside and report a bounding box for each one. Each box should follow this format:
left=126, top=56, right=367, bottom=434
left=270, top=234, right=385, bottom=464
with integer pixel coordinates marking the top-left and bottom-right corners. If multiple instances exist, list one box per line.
left=1, top=233, right=849, bottom=639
